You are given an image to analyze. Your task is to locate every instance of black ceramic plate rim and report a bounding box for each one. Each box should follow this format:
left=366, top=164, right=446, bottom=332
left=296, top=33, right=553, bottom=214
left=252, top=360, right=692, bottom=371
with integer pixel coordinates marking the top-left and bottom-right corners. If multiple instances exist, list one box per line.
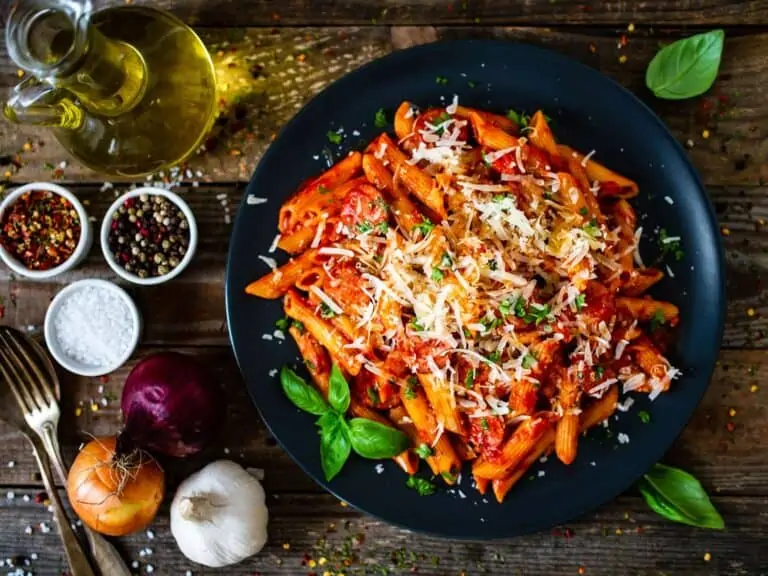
left=226, top=38, right=726, bottom=540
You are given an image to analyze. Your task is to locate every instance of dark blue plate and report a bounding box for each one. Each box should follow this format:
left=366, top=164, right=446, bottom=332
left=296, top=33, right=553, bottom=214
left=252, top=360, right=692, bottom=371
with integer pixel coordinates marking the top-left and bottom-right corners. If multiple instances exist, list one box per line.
left=226, top=39, right=725, bottom=539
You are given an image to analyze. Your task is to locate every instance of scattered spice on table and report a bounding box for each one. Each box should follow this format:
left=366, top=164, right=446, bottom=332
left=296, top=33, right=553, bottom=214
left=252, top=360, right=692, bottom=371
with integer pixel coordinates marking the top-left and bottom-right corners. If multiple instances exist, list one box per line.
left=107, top=193, right=190, bottom=279
left=0, top=189, right=80, bottom=270
left=50, top=284, right=135, bottom=368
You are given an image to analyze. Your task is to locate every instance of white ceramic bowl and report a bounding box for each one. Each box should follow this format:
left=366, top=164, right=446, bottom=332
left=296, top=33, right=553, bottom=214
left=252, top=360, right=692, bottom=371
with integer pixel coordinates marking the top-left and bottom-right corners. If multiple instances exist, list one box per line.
left=100, top=187, right=198, bottom=286
left=0, top=182, right=92, bottom=280
left=44, top=279, right=142, bottom=377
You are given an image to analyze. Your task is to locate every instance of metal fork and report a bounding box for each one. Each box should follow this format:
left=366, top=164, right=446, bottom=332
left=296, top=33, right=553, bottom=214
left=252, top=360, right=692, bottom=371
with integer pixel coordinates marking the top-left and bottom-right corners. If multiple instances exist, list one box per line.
left=0, top=327, right=130, bottom=576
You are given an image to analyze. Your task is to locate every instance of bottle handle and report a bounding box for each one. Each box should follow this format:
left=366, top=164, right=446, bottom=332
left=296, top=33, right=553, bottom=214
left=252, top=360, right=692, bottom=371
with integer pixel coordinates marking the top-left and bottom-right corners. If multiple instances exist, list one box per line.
left=4, top=76, right=84, bottom=128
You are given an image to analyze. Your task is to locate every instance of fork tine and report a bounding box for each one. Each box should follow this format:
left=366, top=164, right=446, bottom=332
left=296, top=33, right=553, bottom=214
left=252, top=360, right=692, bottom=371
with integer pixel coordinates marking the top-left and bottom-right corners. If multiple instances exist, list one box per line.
left=0, top=331, right=41, bottom=412
left=0, top=342, right=32, bottom=415
left=4, top=329, right=56, bottom=405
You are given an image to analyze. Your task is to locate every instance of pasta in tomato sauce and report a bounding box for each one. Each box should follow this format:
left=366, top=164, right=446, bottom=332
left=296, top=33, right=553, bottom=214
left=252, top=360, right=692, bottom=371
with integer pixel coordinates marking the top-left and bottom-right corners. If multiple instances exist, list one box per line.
left=246, top=99, right=680, bottom=501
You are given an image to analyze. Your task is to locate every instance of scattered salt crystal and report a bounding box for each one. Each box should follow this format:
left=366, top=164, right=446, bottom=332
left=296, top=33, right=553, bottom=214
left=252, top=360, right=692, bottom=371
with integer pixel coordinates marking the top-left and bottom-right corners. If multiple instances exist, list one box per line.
left=29, top=554, right=37, bottom=561
left=590, top=461, right=596, bottom=467
left=617, top=433, right=630, bottom=444
left=146, top=565, right=154, bottom=574
left=664, top=196, right=674, bottom=205
left=97, top=385, right=104, bottom=394
left=6, top=491, right=14, bottom=500
left=100, top=398, right=108, bottom=407
left=22, top=494, right=30, bottom=502
left=537, top=470, right=546, bottom=478
left=262, top=334, right=273, bottom=341
left=146, top=529, right=155, bottom=540
left=186, top=571, right=192, bottom=576
left=375, top=463, right=384, bottom=474
left=7, top=461, right=14, bottom=468
left=273, top=329, right=286, bottom=340
left=352, top=130, right=361, bottom=136
left=39, top=522, right=50, bottom=533
left=100, top=182, right=114, bottom=192
left=58, top=160, right=67, bottom=169
left=23, top=526, right=32, bottom=535
left=131, top=561, right=140, bottom=569
left=247, top=195, right=268, bottom=206
left=224, top=448, right=230, bottom=455
left=268, top=368, right=278, bottom=377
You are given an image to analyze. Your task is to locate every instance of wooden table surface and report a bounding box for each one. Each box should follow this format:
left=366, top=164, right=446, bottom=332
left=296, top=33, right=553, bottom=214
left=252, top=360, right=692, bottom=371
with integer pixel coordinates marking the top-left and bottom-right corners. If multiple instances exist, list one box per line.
left=1, top=1, right=767, bottom=575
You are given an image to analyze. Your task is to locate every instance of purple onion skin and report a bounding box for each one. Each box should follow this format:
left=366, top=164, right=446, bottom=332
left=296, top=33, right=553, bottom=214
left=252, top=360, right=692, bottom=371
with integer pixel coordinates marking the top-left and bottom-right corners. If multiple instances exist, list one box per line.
left=119, top=352, right=225, bottom=458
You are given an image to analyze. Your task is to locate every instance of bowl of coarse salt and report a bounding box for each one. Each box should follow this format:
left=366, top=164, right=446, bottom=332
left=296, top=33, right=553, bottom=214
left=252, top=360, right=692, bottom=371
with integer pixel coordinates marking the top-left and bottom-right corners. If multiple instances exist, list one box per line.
left=44, top=279, right=142, bottom=377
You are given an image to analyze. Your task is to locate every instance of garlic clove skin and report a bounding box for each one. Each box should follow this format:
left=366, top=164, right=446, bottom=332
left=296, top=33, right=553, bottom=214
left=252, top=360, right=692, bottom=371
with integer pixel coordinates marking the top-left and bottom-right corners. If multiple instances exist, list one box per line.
left=170, top=460, right=269, bottom=568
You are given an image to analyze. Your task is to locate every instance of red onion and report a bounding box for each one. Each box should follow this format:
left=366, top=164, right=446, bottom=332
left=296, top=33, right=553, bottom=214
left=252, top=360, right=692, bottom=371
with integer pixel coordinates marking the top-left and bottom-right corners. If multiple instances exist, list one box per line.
left=119, top=352, right=225, bottom=458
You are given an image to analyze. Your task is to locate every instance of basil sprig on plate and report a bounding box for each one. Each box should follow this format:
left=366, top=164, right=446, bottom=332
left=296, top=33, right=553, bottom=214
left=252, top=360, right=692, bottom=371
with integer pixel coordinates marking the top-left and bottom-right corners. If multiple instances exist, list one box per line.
left=281, top=365, right=410, bottom=481
left=638, top=463, right=725, bottom=529
left=645, top=30, right=724, bottom=100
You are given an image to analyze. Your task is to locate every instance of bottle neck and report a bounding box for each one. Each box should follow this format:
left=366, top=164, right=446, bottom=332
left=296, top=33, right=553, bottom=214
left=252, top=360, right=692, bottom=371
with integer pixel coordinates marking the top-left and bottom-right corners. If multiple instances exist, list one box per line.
left=53, top=26, right=147, bottom=117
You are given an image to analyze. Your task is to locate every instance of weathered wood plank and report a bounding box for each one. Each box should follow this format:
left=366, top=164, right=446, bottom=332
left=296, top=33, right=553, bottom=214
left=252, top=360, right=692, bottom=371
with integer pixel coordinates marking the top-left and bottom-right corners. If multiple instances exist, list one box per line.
left=0, top=489, right=765, bottom=575
left=0, top=184, right=765, bottom=348
left=0, top=27, right=766, bottom=188
left=0, top=347, right=764, bottom=499
left=4, top=0, right=768, bottom=27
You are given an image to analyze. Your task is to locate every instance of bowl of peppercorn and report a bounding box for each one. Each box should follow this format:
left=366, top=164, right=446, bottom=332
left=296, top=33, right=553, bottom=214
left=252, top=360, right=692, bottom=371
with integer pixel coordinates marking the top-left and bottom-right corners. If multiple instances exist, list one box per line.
left=0, top=182, right=92, bottom=280
left=101, top=187, right=198, bottom=286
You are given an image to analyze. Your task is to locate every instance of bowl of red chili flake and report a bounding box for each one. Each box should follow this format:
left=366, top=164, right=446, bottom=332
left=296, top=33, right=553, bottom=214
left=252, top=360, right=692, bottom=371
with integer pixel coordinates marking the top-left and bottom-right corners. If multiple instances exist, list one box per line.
left=0, top=183, right=92, bottom=279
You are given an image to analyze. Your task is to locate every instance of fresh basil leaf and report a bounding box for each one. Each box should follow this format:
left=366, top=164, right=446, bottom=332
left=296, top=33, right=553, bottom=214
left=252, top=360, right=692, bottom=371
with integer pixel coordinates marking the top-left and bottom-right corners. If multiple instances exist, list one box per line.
left=348, top=418, right=411, bottom=459
left=646, top=30, right=725, bottom=100
left=280, top=366, right=329, bottom=416
left=319, top=411, right=351, bottom=481
left=328, top=364, right=351, bottom=414
left=406, top=475, right=437, bottom=496
left=638, top=463, right=725, bottom=529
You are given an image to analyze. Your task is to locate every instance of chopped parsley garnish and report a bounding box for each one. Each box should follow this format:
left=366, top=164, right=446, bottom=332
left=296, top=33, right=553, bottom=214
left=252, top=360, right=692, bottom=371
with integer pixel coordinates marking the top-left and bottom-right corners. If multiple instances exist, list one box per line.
left=574, top=293, right=587, bottom=311
left=431, top=268, right=444, bottom=282
left=412, top=218, right=435, bottom=237
left=593, top=365, right=605, bottom=379
left=405, top=376, right=419, bottom=399
left=467, top=80, right=477, bottom=88
left=406, top=475, right=437, bottom=496
left=415, top=443, right=434, bottom=459
left=487, top=351, right=501, bottom=363
left=367, top=386, right=380, bottom=405
left=492, top=194, right=506, bottom=203
left=480, top=417, right=490, bottom=431
left=514, top=296, right=528, bottom=318
left=319, top=303, right=337, bottom=318
left=304, top=359, right=316, bottom=371
left=433, top=112, right=451, bottom=135
left=440, top=471, right=457, bottom=483
left=357, top=221, right=374, bottom=233
left=465, top=368, right=476, bottom=389
left=523, top=303, right=552, bottom=326
left=487, top=258, right=498, bottom=271
left=658, top=228, right=685, bottom=261
left=440, top=252, right=453, bottom=268
left=410, top=319, right=426, bottom=332
left=482, top=316, right=501, bottom=332
left=521, top=353, right=537, bottom=369
left=435, top=75, right=449, bottom=85
left=376, top=221, right=389, bottom=234
left=506, top=109, right=529, bottom=127
left=327, top=131, right=342, bottom=144
left=374, top=108, right=387, bottom=128
left=579, top=207, right=589, bottom=216
left=374, top=196, right=390, bottom=211
left=291, top=320, right=305, bottom=333
left=275, top=317, right=290, bottom=331
left=583, top=218, right=602, bottom=238
left=318, top=184, right=330, bottom=194
left=638, top=410, right=651, bottom=424
left=650, top=310, right=667, bottom=331
left=499, top=298, right=513, bottom=317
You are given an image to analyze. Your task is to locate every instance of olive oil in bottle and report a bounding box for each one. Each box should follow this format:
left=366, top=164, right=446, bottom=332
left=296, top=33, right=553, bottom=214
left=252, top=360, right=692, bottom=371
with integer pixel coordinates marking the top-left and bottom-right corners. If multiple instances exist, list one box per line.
left=4, top=4, right=218, bottom=176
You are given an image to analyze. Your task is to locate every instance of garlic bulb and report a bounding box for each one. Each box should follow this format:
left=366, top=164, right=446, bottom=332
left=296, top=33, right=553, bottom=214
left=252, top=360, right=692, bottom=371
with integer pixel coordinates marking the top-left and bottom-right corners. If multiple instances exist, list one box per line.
left=170, top=460, right=268, bottom=567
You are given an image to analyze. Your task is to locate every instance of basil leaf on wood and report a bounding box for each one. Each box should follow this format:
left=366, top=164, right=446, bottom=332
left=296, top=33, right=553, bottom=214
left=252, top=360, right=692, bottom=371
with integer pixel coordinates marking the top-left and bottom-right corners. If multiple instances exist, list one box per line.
left=280, top=366, right=329, bottom=416
left=348, top=418, right=411, bottom=459
left=318, top=411, right=351, bottom=481
left=645, top=30, right=724, bottom=100
left=638, top=463, right=725, bottom=529
left=328, top=364, right=351, bottom=414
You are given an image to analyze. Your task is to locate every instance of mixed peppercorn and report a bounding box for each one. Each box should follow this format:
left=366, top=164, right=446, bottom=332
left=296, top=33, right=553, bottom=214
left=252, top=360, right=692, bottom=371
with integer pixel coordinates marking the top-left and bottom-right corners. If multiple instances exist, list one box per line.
left=107, top=194, right=189, bottom=279
left=0, top=190, right=80, bottom=270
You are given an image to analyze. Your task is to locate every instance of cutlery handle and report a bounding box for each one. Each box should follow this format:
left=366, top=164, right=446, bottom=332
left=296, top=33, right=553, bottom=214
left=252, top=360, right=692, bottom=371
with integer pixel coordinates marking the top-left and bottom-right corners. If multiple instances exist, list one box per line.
left=41, top=425, right=132, bottom=576
left=29, top=439, right=96, bottom=576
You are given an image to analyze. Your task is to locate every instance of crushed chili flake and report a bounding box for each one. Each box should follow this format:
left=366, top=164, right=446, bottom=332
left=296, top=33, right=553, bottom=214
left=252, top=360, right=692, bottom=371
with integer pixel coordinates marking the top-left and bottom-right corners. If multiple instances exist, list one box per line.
left=0, top=190, right=80, bottom=270
left=726, top=422, right=735, bottom=433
